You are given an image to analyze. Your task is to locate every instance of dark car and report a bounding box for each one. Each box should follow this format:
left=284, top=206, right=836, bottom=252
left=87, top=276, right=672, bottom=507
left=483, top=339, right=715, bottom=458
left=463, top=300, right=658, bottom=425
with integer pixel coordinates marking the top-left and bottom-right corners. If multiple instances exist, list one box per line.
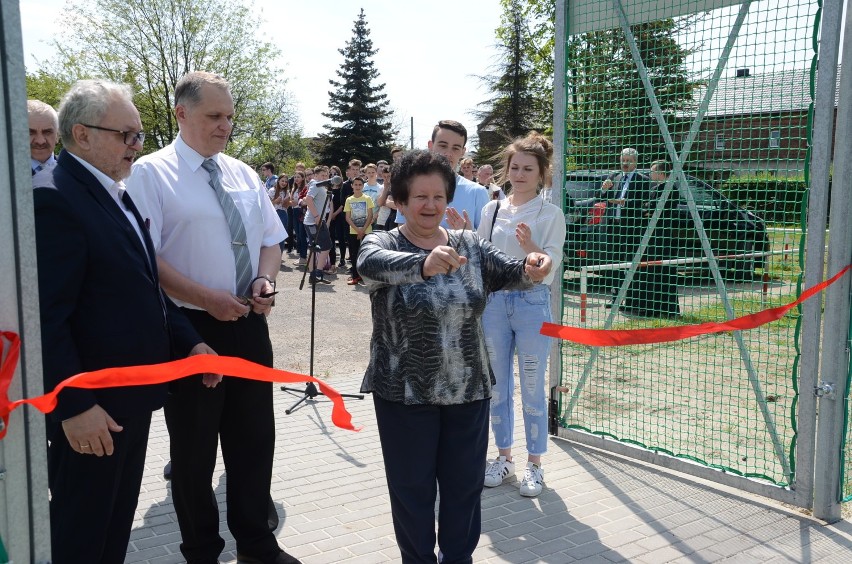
left=564, top=170, right=770, bottom=278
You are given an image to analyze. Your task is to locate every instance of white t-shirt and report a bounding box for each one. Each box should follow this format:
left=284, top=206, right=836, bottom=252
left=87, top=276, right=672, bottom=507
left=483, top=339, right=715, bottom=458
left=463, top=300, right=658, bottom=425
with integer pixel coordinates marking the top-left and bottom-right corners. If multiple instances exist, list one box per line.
left=303, top=181, right=329, bottom=226
left=476, top=195, right=566, bottom=286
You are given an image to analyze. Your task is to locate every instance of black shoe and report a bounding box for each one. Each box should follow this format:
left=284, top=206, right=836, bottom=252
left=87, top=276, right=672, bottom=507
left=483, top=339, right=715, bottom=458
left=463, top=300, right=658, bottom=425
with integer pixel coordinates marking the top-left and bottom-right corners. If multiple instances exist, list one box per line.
left=163, top=461, right=172, bottom=480
left=236, top=550, right=302, bottom=564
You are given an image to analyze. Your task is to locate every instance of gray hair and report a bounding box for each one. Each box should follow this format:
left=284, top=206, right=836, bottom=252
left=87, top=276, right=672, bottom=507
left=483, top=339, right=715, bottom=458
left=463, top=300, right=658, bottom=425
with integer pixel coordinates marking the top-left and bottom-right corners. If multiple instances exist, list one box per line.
left=478, top=164, right=493, bottom=174
left=57, top=80, right=134, bottom=146
left=621, top=147, right=638, bottom=159
left=27, top=99, right=58, bottom=129
left=174, top=71, right=230, bottom=108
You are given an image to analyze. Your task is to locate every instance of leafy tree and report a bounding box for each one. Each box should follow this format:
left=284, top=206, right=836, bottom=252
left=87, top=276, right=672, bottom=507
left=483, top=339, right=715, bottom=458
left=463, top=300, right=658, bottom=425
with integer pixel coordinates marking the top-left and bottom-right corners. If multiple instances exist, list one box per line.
left=25, top=70, right=71, bottom=108
left=489, top=0, right=700, bottom=169
left=31, top=0, right=302, bottom=164
left=567, top=19, right=700, bottom=168
left=318, top=9, right=395, bottom=168
left=475, top=0, right=551, bottom=164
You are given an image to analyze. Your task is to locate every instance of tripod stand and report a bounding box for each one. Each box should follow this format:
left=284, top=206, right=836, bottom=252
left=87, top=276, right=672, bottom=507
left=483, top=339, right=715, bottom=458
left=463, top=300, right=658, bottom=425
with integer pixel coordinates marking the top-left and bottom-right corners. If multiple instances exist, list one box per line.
left=281, top=180, right=364, bottom=413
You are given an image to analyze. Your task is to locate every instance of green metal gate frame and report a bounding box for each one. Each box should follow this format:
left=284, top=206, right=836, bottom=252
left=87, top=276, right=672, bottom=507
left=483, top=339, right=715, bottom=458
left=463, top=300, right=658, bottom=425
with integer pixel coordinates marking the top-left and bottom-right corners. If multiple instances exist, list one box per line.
left=549, top=0, right=851, bottom=521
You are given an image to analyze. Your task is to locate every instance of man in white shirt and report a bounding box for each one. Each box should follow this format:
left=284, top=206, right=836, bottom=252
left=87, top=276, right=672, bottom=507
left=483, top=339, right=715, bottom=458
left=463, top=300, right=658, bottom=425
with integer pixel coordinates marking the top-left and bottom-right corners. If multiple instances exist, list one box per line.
left=127, top=71, right=297, bottom=564
left=397, top=120, right=489, bottom=229
left=28, top=99, right=59, bottom=179
left=477, top=164, right=505, bottom=201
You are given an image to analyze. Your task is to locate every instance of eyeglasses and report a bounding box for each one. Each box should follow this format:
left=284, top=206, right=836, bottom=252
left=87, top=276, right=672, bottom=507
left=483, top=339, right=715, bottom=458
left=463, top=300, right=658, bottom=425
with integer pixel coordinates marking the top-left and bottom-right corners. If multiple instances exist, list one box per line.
left=81, top=124, right=146, bottom=146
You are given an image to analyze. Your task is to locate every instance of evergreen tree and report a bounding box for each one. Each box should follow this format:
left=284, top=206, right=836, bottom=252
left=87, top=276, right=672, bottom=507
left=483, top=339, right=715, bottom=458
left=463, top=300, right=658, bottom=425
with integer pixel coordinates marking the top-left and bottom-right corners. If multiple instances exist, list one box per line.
left=318, top=9, right=394, bottom=168
left=475, top=0, right=550, bottom=164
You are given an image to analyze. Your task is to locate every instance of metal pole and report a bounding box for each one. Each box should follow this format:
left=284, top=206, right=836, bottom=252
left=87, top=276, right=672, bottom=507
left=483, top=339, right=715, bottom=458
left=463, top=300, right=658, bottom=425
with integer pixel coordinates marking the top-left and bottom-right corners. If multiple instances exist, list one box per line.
left=803, top=0, right=845, bottom=514
left=0, top=0, right=51, bottom=560
left=410, top=116, right=414, bottom=150
left=549, top=0, right=568, bottom=423
left=812, top=0, right=852, bottom=523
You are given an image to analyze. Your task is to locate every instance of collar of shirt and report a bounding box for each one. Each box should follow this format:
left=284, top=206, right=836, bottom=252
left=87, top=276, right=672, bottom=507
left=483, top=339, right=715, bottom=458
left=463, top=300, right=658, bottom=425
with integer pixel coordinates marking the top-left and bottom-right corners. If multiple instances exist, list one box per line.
left=175, top=133, right=219, bottom=172
left=67, top=151, right=123, bottom=203
left=31, top=154, right=56, bottom=171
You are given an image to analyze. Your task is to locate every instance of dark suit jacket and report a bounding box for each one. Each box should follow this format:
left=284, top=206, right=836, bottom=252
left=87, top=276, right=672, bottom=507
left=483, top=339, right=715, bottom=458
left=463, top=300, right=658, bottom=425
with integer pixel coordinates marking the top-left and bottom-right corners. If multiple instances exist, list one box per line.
left=33, top=149, right=202, bottom=424
left=600, top=171, right=653, bottom=226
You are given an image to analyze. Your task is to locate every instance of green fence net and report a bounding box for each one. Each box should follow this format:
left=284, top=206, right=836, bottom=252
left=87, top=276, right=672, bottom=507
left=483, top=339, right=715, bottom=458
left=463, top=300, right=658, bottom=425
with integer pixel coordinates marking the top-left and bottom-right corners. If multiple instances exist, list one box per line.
left=557, top=0, right=819, bottom=487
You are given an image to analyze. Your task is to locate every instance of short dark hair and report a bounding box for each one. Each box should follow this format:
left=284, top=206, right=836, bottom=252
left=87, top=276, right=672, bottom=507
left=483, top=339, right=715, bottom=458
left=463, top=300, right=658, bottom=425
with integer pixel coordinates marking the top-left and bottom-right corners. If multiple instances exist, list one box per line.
left=174, top=71, right=230, bottom=108
left=431, top=120, right=467, bottom=146
left=650, top=159, right=669, bottom=174
left=390, top=150, right=456, bottom=206
left=262, top=162, right=275, bottom=173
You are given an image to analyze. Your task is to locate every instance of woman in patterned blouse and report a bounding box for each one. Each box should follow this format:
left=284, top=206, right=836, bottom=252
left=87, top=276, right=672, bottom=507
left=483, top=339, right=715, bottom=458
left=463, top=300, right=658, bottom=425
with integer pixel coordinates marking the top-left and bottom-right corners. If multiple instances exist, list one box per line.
left=357, top=150, right=552, bottom=563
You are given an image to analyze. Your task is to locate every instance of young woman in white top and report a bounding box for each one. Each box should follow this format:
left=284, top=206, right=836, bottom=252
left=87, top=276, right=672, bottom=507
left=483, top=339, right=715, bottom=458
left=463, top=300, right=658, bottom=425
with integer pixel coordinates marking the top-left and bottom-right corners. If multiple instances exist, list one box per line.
left=475, top=132, right=566, bottom=497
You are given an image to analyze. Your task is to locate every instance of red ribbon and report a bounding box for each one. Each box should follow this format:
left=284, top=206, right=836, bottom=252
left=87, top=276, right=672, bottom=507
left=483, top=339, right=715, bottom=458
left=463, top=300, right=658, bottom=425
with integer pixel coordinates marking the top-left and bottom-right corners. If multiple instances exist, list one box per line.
left=0, top=343, right=358, bottom=439
left=541, top=265, right=851, bottom=347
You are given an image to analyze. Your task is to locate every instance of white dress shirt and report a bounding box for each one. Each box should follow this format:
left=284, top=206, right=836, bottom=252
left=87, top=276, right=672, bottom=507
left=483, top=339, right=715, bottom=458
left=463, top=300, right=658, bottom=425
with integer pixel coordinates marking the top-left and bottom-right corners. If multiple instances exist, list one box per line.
left=476, top=195, right=566, bottom=286
left=68, top=152, right=147, bottom=252
left=126, top=134, right=286, bottom=309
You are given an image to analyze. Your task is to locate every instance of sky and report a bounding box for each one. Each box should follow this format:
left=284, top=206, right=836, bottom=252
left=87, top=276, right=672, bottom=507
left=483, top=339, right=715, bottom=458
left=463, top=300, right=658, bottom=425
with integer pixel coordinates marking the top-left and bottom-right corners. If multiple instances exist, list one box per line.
left=19, top=0, right=504, bottom=148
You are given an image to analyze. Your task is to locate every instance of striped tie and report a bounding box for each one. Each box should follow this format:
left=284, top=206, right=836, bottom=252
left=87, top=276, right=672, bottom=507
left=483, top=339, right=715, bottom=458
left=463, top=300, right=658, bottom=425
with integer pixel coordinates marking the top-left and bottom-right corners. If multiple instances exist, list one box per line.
left=201, top=159, right=253, bottom=296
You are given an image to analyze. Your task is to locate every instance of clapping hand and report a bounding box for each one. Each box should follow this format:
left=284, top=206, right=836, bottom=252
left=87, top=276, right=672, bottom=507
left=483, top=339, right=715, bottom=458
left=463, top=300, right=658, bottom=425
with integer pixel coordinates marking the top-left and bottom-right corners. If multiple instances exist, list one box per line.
left=445, top=208, right=471, bottom=230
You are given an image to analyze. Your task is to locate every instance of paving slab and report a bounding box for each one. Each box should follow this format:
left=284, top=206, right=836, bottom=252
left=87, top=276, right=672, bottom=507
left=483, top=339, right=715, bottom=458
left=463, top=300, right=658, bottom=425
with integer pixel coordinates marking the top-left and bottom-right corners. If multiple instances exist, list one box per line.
left=129, top=373, right=852, bottom=563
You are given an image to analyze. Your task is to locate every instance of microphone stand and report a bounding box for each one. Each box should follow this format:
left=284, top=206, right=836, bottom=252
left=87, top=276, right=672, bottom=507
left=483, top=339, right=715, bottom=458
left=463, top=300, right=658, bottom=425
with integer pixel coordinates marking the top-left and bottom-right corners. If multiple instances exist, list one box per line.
left=282, top=181, right=364, bottom=413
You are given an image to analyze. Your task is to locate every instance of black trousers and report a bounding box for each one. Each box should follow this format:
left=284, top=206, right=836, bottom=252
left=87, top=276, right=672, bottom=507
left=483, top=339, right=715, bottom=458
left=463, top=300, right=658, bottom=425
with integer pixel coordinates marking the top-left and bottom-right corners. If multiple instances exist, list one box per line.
left=347, top=234, right=363, bottom=278
left=373, top=395, right=489, bottom=564
left=167, top=309, right=279, bottom=562
left=48, top=411, right=152, bottom=563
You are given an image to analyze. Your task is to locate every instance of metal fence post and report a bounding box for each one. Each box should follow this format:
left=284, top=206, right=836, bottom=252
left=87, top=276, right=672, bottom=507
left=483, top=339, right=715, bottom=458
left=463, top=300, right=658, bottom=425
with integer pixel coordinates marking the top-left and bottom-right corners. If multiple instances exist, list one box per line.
left=0, top=0, right=51, bottom=560
left=812, top=0, right=852, bottom=522
left=550, top=0, right=568, bottom=416
left=798, top=0, right=845, bottom=513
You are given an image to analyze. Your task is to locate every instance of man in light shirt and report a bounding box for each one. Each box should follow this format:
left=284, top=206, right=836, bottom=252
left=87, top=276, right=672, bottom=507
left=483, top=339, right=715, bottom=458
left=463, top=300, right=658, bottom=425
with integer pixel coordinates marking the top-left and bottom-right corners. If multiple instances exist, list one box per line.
left=127, top=71, right=297, bottom=564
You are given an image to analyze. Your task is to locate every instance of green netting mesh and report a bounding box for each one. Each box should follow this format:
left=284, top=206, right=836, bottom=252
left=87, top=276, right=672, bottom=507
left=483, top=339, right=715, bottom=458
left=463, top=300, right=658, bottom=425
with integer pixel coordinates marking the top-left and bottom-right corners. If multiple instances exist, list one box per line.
left=558, top=0, right=819, bottom=486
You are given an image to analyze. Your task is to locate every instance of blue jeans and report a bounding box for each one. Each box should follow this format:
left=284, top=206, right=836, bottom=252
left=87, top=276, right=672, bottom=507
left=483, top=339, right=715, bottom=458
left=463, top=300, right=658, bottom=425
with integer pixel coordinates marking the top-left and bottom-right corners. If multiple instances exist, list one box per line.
left=483, top=284, right=552, bottom=456
left=275, top=209, right=288, bottom=252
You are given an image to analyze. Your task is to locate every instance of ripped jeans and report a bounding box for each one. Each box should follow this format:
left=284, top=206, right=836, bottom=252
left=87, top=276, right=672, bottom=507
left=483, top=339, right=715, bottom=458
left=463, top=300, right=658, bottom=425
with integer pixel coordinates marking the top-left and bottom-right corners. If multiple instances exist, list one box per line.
left=483, top=284, right=552, bottom=456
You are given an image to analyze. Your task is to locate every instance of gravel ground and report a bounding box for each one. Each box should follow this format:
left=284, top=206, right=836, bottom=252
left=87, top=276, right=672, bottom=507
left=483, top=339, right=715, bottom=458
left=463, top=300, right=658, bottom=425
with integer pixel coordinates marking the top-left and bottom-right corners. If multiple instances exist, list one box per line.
left=266, top=253, right=373, bottom=388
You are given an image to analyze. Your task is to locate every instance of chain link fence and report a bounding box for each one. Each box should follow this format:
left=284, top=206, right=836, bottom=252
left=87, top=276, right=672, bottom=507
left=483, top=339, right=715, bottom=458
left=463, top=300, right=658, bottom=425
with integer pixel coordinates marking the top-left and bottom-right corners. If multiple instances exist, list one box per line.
left=557, top=0, right=819, bottom=487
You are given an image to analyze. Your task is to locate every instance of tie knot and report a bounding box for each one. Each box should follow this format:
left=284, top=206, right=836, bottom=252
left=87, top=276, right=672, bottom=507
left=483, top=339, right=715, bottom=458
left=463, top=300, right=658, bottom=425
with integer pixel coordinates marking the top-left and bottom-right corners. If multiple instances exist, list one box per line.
left=201, top=159, right=218, bottom=174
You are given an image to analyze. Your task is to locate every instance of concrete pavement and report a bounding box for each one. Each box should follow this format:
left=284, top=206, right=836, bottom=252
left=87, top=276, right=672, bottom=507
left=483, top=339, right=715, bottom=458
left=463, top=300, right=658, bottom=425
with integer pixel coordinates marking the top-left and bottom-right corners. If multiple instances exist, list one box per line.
left=127, top=374, right=852, bottom=563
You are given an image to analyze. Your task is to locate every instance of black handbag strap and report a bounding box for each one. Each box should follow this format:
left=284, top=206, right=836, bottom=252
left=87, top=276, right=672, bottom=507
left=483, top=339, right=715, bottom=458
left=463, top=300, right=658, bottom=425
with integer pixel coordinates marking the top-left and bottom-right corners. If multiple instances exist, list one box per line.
left=488, top=201, right=501, bottom=241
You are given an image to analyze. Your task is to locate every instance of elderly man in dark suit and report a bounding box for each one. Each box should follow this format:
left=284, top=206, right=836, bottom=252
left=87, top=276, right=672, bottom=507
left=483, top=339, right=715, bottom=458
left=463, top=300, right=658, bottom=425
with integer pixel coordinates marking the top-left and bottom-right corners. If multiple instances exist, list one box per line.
left=33, top=79, right=218, bottom=563
left=600, top=147, right=653, bottom=305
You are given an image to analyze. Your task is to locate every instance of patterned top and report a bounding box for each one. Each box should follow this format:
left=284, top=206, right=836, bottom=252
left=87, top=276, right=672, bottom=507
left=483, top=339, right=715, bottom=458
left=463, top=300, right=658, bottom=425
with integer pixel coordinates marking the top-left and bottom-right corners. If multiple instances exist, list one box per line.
left=358, top=228, right=533, bottom=405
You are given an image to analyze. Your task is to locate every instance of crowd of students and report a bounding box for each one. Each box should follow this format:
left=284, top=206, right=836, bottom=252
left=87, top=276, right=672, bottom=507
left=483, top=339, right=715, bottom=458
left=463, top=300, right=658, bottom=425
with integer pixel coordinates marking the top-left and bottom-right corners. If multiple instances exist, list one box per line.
left=260, top=147, right=514, bottom=287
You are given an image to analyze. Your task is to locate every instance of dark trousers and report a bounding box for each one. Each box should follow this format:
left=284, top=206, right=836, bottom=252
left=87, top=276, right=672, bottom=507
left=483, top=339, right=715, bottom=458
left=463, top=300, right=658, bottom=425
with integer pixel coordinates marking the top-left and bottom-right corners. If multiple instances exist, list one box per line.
left=48, top=412, right=152, bottom=563
left=373, top=396, right=489, bottom=564
left=275, top=209, right=289, bottom=253
left=167, top=309, right=279, bottom=562
left=290, top=208, right=307, bottom=259
left=347, top=234, right=363, bottom=278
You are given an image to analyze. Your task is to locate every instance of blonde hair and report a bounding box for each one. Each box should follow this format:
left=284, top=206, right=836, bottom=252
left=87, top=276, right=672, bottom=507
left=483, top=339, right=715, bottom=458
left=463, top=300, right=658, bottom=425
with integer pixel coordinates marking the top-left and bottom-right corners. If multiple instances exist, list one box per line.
left=496, top=131, right=553, bottom=187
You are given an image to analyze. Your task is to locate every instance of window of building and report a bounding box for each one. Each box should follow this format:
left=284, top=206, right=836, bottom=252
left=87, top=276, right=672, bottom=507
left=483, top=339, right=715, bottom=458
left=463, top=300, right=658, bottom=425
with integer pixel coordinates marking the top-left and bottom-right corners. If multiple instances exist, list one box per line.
left=715, top=134, right=726, bottom=150
left=769, top=130, right=781, bottom=148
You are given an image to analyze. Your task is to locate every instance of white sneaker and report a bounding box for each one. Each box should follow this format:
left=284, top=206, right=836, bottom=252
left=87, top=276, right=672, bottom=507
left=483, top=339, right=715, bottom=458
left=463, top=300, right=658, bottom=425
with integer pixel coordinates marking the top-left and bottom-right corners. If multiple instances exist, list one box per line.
left=484, top=456, right=515, bottom=487
left=519, top=462, right=544, bottom=497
